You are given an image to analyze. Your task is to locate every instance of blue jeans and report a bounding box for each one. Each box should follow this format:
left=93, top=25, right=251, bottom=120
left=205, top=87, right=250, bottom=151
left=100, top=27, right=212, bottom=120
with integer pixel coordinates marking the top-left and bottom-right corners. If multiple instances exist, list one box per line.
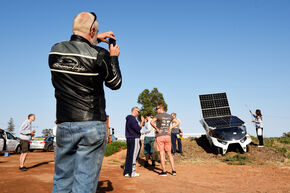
left=52, top=121, right=107, bottom=193
left=171, top=133, right=182, bottom=153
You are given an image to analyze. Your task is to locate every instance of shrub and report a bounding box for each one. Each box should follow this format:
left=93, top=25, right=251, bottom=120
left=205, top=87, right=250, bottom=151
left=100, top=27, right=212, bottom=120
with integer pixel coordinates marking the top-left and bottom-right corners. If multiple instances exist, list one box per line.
left=105, top=141, right=127, bottom=157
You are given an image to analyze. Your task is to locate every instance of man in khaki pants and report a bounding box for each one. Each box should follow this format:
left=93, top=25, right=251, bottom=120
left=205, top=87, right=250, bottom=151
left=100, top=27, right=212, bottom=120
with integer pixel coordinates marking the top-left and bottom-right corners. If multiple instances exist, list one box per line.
left=19, top=114, right=35, bottom=171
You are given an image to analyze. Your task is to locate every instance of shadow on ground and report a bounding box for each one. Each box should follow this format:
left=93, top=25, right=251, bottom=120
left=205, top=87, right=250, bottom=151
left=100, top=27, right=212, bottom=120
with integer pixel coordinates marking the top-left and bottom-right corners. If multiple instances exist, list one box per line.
left=195, top=135, right=214, bottom=154
left=28, top=160, right=54, bottom=169
left=97, top=180, right=113, bottom=193
left=137, top=158, right=162, bottom=174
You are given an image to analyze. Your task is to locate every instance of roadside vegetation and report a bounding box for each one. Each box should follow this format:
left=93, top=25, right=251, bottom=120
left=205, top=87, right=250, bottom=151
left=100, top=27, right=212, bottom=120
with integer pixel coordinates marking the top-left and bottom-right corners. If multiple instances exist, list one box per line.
left=251, top=132, right=290, bottom=159
left=222, top=154, right=251, bottom=165
left=105, top=141, right=127, bottom=157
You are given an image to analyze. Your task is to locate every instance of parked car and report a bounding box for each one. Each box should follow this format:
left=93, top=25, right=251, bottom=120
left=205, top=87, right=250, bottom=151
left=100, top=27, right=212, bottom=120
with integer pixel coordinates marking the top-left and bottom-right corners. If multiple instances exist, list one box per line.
left=0, top=131, right=21, bottom=154
left=29, top=136, right=54, bottom=152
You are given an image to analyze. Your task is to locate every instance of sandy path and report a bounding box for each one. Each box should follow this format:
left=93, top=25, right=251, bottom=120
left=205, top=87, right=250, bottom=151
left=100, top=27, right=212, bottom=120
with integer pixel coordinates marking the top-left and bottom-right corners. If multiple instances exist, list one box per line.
left=0, top=151, right=289, bottom=193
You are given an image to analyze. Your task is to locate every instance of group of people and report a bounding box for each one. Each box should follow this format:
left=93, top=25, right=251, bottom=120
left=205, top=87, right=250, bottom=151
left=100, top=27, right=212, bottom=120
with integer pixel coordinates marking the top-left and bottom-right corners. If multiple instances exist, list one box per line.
left=124, top=104, right=184, bottom=177
left=8, top=11, right=264, bottom=193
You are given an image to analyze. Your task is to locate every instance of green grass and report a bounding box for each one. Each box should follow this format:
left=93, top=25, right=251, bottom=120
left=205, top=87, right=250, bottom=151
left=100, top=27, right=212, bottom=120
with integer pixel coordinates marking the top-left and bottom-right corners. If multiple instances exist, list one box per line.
left=264, top=137, right=290, bottom=159
left=190, top=137, right=197, bottom=141
left=251, top=133, right=290, bottom=159
left=105, top=141, right=127, bottom=157
left=277, top=137, right=290, bottom=144
left=222, top=154, right=250, bottom=165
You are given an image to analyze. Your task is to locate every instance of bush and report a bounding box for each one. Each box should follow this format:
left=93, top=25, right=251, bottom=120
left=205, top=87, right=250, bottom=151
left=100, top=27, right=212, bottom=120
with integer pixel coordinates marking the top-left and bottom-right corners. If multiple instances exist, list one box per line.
left=105, top=141, right=127, bottom=157
left=282, top=132, right=290, bottom=138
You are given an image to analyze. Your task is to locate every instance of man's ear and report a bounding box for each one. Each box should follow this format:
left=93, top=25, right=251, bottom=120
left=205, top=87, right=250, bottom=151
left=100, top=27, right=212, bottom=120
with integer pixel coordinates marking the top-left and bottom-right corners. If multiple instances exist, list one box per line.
left=90, top=28, right=95, bottom=38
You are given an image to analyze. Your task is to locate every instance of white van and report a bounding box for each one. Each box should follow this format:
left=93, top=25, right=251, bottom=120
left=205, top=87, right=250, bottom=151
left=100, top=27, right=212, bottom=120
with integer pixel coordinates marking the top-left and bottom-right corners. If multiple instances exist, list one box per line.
left=0, top=131, right=21, bottom=154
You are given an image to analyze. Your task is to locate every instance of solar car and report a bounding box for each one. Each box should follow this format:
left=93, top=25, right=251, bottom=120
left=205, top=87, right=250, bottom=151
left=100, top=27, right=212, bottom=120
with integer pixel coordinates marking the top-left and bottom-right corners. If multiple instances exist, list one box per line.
left=199, top=92, right=252, bottom=155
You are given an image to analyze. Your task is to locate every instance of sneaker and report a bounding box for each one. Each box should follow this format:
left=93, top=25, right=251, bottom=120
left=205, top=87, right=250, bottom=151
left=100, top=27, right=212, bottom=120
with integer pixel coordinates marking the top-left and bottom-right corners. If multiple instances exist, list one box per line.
left=19, top=166, right=27, bottom=171
left=258, top=145, right=264, bottom=147
left=151, top=160, right=156, bottom=167
left=159, top=171, right=167, bottom=176
left=124, top=173, right=130, bottom=177
left=131, top=173, right=140, bottom=177
left=172, top=171, right=176, bottom=176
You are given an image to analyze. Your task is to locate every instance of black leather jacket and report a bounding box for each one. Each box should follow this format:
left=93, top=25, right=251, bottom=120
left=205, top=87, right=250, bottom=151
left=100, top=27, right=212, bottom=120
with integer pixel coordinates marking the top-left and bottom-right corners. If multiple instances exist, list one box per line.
left=49, top=35, right=122, bottom=123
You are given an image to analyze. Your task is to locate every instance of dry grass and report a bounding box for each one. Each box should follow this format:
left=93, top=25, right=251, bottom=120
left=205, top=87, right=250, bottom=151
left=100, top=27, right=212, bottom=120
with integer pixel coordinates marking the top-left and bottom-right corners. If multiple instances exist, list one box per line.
left=135, top=136, right=288, bottom=166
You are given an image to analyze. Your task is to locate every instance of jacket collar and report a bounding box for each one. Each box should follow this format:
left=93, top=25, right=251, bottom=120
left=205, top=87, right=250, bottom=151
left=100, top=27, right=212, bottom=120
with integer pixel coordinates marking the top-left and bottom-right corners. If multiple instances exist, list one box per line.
left=70, top=35, right=92, bottom=46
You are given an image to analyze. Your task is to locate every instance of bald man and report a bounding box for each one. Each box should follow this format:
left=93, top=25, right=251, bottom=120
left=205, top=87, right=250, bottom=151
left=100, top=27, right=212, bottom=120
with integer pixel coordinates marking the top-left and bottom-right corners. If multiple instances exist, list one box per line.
left=49, top=12, right=122, bottom=193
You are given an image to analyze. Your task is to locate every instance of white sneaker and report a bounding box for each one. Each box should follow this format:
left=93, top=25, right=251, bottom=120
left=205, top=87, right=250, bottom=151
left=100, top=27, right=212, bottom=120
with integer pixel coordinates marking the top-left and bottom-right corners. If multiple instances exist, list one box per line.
left=131, top=173, right=140, bottom=177
left=258, top=145, right=264, bottom=147
left=124, top=173, right=130, bottom=177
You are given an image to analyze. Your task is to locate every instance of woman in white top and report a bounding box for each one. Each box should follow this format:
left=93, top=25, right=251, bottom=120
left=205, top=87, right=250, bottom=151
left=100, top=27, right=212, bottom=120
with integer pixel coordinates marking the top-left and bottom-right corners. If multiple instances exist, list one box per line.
left=141, top=113, right=156, bottom=167
left=250, top=109, right=264, bottom=147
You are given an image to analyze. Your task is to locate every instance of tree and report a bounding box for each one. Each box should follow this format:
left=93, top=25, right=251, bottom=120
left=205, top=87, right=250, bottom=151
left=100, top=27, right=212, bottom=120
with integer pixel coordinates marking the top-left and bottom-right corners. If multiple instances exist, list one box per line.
left=42, top=128, right=53, bottom=136
left=137, top=88, right=168, bottom=119
left=6, top=117, right=15, bottom=134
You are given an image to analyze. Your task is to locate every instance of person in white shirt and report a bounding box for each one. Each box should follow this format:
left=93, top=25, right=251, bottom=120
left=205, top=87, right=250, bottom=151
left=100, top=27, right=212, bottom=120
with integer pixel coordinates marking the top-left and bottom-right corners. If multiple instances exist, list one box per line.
left=19, top=114, right=36, bottom=171
left=141, top=113, right=156, bottom=167
left=250, top=109, right=264, bottom=147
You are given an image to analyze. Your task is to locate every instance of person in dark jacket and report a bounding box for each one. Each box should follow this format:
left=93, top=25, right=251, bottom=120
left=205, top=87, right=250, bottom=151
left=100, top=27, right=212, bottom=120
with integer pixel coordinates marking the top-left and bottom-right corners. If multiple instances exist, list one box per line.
left=49, top=12, right=122, bottom=193
left=0, top=128, right=7, bottom=151
left=124, top=107, right=145, bottom=177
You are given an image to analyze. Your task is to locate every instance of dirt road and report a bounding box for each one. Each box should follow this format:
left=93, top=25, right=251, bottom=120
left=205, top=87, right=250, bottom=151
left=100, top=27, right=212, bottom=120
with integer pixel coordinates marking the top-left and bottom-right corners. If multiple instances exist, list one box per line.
left=0, top=151, right=289, bottom=193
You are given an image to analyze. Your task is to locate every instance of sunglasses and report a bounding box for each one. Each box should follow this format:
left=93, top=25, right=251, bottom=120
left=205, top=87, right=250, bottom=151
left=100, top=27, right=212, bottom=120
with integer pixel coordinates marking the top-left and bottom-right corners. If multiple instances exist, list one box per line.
left=89, top=12, right=97, bottom=31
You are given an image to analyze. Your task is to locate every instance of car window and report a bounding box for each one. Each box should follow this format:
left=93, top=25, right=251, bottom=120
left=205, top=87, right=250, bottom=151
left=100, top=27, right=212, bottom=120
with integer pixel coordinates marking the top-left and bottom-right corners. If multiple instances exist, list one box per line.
left=6, top=132, right=13, bottom=140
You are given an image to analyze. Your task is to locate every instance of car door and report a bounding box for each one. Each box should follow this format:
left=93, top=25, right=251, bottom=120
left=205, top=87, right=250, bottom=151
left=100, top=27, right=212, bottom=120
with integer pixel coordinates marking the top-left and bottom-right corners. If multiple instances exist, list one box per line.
left=0, top=138, right=3, bottom=151
left=6, top=132, right=17, bottom=151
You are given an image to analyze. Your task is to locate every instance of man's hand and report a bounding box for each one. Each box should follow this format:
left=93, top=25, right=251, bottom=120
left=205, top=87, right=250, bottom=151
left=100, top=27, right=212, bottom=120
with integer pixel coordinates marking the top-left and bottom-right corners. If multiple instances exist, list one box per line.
left=109, top=44, right=120, bottom=56
left=97, top=31, right=116, bottom=44
left=141, top=116, right=145, bottom=122
left=31, top=130, right=35, bottom=137
left=156, top=129, right=162, bottom=134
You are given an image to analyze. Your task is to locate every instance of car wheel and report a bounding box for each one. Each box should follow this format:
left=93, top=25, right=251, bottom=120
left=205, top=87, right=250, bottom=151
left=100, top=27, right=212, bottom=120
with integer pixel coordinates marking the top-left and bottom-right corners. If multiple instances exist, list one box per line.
left=213, top=146, right=221, bottom=155
left=48, top=145, right=53, bottom=152
left=15, top=145, right=21, bottom=154
left=246, top=145, right=250, bottom=153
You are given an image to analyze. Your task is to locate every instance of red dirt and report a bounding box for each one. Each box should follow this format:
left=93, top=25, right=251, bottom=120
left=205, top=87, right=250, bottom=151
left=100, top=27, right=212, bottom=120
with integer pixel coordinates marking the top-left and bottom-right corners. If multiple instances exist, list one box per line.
left=0, top=151, right=289, bottom=193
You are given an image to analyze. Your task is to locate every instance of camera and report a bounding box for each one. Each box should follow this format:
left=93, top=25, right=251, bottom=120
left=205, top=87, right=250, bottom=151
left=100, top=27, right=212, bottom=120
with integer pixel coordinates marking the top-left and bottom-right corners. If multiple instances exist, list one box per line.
left=109, top=38, right=116, bottom=48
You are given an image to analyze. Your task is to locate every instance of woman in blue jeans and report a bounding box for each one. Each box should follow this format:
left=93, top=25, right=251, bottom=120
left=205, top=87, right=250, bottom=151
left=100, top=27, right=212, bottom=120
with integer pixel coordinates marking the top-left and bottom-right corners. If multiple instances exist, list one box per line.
left=170, top=113, right=183, bottom=155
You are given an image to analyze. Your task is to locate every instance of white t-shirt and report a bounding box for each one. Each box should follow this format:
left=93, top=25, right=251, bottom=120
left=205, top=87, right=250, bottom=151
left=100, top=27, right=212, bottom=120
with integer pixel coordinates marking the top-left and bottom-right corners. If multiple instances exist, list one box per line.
left=142, top=118, right=155, bottom=137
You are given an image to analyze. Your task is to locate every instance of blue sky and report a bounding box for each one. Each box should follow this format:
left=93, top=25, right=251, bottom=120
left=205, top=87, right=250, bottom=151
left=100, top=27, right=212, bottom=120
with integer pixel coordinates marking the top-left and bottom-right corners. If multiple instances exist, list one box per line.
left=0, top=0, right=289, bottom=137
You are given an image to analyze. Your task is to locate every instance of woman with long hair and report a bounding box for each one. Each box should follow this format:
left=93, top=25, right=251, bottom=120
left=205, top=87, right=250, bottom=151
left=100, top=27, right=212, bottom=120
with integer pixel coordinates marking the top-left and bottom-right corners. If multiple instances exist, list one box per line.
left=250, top=109, right=264, bottom=147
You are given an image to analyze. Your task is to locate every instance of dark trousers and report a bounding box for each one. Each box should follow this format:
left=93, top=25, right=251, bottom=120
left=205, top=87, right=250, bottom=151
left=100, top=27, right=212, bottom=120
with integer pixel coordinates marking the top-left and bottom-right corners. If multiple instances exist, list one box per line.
left=171, top=133, right=182, bottom=153
left=124, top=138, right=141, bottom=176
left=256, top=127, right=264, bottom=146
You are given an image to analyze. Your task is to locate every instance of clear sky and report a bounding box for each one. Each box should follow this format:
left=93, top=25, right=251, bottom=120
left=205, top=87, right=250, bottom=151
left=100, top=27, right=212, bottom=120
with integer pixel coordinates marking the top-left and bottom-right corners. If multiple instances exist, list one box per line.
left=0, top=0, right=289, bottom=137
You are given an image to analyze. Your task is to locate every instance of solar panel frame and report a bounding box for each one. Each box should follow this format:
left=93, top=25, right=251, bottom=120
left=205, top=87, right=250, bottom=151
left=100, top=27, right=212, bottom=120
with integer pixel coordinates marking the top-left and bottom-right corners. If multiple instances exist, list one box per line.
left=199, top=92, right=231, bottom=118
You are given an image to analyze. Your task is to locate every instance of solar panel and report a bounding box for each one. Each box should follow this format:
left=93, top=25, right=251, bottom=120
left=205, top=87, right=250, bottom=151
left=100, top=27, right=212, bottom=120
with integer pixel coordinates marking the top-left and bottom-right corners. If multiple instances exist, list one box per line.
left=204, top=116, right=244, bottom=128
left=199, top=92, right=231, bottom=118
